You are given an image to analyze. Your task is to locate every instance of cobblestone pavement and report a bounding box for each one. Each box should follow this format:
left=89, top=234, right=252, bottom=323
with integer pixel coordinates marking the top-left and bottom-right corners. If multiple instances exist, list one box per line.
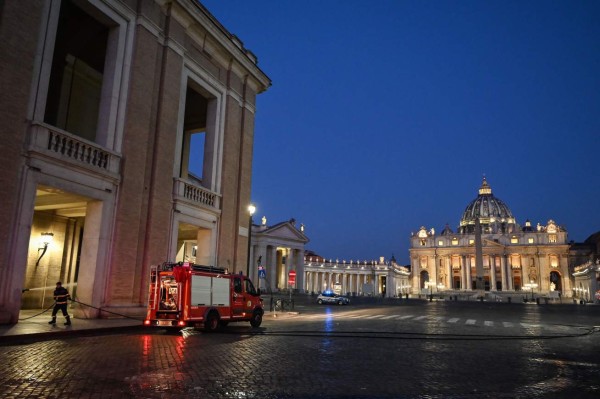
left=1, top=301, right=599, bottom=398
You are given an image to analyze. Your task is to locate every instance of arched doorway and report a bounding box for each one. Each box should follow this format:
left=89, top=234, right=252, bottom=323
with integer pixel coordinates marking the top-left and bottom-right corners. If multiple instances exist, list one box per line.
left=420, top=270, right=429, bottom=289
left=549, top=271, right=562, bottom=292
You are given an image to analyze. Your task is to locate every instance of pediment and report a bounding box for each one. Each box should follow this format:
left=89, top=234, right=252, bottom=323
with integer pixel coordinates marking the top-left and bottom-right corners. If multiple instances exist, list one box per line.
left=256, top=221, right=309, bottom=244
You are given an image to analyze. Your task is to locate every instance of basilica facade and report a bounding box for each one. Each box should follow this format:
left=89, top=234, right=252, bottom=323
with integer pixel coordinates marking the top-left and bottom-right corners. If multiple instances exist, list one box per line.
left=409, top=178, right=572, bottom=298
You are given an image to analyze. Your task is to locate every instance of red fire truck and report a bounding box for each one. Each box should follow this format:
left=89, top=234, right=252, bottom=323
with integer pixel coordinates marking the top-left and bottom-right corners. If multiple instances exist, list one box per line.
left=144, top=262, right=263, bottom=331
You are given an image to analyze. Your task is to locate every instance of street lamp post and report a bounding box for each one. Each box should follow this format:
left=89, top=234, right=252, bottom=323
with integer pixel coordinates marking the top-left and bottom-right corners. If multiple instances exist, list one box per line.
left=246, top=204, right=256, bottom=277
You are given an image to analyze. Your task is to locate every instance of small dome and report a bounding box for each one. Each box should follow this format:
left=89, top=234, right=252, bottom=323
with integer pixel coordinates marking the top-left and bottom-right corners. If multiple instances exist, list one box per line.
left=459, top=177, right=516, bottom=234
left=441, top=223, right=454, bottom=235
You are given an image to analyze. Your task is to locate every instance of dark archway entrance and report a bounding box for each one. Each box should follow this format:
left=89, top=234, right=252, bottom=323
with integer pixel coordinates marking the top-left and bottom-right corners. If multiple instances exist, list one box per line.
left=550, top=271, right=562, bottom=292
left=420, top=270, right=429, bottom=289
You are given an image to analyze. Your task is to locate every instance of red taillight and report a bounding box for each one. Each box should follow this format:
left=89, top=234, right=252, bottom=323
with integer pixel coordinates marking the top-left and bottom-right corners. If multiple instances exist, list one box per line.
left=178, top=321, right=186, bottom=327
left=144, top=319, right=151, bottom=325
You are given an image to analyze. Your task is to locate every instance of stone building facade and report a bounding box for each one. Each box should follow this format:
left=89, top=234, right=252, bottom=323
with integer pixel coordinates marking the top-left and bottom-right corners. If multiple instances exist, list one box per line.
left=409, top=178, right=572, bottom=298
left=571, top=232, right=600, bottom=303
left=249, top=217, right=309, bottom=294
left=0, top=0, right=270, bottom=323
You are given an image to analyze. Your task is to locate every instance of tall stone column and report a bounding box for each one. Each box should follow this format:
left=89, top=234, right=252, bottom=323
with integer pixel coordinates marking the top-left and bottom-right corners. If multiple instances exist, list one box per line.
left=507, top=257, right=514, bottom=291
left=347, top=274, right=351, bottom=295
left=296, top=249, right=305, bottom=293
left=461, top=256, right=467, bottom=291
left=560, top=254, right=572, bottom=295
left=501, top=255, right=508, bottom=291
left=490, top=256, right=497, bottom=291
left=431, top=255, right=438, bottom=290
left=316, top=272, right=321, bottom=293
left=466, top=256, right=472, bottom=290
left=269, top=246, right=277, bottom=292
left=445, top=257, right=452, bottom=290
left=412, top=257, right=420, bottom=294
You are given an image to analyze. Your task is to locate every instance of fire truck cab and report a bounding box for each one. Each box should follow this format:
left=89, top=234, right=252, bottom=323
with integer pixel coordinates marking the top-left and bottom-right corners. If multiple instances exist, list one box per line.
left=145, top=262, right=264, bottom=331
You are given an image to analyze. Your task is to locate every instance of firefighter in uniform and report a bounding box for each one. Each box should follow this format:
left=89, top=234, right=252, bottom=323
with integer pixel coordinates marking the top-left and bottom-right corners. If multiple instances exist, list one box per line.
left=48, top=281, right=71, bottom=325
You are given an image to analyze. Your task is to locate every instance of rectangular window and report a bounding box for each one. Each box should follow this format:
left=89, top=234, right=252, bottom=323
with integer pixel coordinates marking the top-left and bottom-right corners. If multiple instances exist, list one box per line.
left=468, top=239, right=474, bottom=246
left=438, top=240, right=444, bottom=246
left=452, top=238, right=459, bottom=246
left=511, top=255, right=521, bottom=269
left=44, top=0, right=109, bottom=141
left=549, top=234, right=557, bottom=243
left=511, top=236, right=518, bottom=244
left=528, top=238, right=534, bottom=244
left=550, top=255, right=559, bottom=268
left=451, top=256, right=461, bottom=270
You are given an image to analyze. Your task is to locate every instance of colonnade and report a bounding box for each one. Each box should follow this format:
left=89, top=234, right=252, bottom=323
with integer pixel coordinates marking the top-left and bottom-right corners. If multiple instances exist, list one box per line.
left=304, top=270, right=376, bottom=295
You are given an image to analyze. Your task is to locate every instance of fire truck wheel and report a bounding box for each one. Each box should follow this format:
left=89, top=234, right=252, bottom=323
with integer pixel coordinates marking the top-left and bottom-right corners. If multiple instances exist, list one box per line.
left=250, top=310, right=263, bottom=328
left=205, top=312, right=220, bottom=332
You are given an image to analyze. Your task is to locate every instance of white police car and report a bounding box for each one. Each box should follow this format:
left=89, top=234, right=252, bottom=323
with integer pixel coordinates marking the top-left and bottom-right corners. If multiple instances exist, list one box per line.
left=317, top=291, right=350, bottom=305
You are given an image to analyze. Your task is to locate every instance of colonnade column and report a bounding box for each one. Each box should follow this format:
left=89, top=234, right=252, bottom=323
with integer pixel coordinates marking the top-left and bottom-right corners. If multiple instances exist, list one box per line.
left=295, top=249, right=305, bottom=292
left=347, top=274, right=352, bottom=295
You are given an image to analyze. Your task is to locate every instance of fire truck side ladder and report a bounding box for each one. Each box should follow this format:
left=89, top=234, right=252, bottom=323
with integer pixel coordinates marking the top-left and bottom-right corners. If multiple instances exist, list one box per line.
left=147, top=265, right=158, bottom=310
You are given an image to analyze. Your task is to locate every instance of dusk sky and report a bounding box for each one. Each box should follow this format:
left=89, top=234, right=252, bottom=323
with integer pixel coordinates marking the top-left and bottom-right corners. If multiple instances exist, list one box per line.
left=201, top=0, right=600, bottom=265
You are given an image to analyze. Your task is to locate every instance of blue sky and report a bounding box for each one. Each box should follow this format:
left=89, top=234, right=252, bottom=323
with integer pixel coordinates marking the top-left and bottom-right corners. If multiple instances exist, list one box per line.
left=201, top=0, right=600, bottom=264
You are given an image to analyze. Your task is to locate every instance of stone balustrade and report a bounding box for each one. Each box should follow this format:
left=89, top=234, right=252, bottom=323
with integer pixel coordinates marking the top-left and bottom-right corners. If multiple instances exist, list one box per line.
left=173, top=178, right=219, bottom=209
left=29, top=123, right=121, bottom=177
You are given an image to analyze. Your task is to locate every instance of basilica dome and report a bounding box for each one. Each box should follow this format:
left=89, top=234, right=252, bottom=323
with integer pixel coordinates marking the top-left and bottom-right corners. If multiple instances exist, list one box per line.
left=459, top=177, right=516, bottom=234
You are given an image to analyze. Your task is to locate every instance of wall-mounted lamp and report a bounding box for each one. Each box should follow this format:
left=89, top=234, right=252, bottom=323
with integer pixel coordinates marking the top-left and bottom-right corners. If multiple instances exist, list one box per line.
left=36, top=232, right=54, bottom=266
